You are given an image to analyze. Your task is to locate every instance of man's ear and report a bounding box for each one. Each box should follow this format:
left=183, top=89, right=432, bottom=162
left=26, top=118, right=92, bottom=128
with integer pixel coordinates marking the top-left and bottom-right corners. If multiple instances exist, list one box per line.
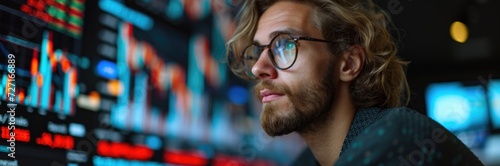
left=338, top=45, right=365, bottom=82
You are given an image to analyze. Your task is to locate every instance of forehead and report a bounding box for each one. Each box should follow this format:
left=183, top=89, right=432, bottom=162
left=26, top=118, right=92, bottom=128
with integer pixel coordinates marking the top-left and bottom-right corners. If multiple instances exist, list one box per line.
left=254, top=1, right=319, bottom=43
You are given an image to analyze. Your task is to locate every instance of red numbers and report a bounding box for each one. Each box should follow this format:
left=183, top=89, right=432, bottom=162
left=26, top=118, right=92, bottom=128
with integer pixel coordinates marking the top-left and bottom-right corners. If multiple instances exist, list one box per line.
left=36, top=132, right=74, bottom=149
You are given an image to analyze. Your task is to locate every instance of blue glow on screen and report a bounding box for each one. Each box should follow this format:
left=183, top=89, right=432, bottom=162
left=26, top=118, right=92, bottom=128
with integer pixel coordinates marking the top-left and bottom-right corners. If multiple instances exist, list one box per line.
left=426, top=82, right=488, bottom=132
left=166, top=0, right=183, bottom=20
left=99, top=0, right=154, bottom=30
left=228, top=86, right=249, bottom=105
left=488, top=80, right=500, bottom=129
left=96, top=60, right=118, bottom=79
left=145, top=135, right=162, bottom=150
left=69, top=123, right=86, bottom=137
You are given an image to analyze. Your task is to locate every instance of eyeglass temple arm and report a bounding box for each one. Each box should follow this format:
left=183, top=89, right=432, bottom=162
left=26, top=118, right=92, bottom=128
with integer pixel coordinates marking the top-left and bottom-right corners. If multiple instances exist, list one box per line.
left=297, top=37, right=336, bottom=44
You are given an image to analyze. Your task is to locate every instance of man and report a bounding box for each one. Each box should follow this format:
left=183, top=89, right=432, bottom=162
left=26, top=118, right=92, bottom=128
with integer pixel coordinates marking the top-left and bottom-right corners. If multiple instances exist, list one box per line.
left=226, top=0, right=483, bottom=165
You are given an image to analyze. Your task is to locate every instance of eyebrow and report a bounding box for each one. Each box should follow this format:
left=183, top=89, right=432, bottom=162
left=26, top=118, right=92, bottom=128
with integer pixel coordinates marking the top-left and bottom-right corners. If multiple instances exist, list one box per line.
left=269, top=28, right=306, bottom=39
left=253, top=28, right=307, bottom=45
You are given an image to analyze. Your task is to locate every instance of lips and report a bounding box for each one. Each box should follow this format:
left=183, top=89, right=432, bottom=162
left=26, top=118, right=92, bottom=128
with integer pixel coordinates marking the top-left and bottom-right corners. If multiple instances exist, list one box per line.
left=259, top=89, right=284, bottom=103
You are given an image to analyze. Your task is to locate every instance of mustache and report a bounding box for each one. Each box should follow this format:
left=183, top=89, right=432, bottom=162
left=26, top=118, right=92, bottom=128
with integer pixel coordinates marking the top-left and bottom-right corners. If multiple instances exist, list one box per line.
left=253, top=81, right=291, bottom=100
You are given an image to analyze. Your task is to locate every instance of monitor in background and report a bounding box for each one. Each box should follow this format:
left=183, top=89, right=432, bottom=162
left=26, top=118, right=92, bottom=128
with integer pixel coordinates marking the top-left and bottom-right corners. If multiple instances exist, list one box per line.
left=426, top=82, right=489, bottom=148
left=0, top=0, right=302, bottom=165
left=488, top=79, right=500, bottom=131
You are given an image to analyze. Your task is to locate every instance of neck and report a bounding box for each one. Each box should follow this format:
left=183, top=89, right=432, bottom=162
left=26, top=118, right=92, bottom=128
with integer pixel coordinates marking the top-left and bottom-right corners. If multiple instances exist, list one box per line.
left=297, top=84, right=356, bottom=166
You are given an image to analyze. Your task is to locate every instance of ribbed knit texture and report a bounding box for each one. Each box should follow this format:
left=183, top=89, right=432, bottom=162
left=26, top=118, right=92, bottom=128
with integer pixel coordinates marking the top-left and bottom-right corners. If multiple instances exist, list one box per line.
left=335, top=107, right=483, bottom=166
left=339, top=107, right=389, bottom=156
left=292, top=107, right=483, bottom=166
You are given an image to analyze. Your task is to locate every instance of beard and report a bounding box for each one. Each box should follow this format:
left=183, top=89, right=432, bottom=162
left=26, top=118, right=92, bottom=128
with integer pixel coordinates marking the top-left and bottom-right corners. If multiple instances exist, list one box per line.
left=254, top=64, right=336, bottom=136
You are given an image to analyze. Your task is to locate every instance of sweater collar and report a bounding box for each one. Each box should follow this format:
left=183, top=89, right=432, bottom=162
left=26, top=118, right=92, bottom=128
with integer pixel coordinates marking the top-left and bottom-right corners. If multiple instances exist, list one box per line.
left=339, top=107, right=388, bottom=156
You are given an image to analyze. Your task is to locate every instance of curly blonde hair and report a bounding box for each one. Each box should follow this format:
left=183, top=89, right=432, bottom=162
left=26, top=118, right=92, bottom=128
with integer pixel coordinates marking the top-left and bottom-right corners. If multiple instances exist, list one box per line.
left=226, top=0, right=410, bottom=108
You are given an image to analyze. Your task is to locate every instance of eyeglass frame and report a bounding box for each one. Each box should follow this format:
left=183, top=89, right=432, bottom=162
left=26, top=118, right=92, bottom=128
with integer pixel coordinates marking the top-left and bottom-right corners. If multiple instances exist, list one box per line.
left=242, top=33, right=336, bottom=72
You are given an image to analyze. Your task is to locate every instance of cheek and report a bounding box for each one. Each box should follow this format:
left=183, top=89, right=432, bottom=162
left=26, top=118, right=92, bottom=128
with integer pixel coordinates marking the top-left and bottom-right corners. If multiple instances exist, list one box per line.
left=280, top=49, right=333, bottom=91
left=302, top=63, right=330, bottom=85
left=297, top=49, right=332, bottom=77
left=288, top=75, right=313, bottom=90
left=281, top=68, right=321, bottom=95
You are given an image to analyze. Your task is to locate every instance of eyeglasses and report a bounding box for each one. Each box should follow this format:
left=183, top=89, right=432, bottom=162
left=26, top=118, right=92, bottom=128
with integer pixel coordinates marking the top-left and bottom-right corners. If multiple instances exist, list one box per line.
left=242, top=33, right=335, bottom=78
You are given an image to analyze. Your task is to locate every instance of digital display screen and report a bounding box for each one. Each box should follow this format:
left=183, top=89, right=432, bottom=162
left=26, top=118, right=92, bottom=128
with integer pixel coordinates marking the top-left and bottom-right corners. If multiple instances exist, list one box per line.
left=0, top=0, right=303, bottom=165
left=426, top=82, right=489, bottom=148
left=487, top=80, right=500, bottom=130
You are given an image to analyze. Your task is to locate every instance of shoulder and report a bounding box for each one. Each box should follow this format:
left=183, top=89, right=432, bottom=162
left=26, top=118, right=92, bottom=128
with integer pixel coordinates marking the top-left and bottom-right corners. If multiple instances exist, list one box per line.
left=335, top=107, right=483, bottom=166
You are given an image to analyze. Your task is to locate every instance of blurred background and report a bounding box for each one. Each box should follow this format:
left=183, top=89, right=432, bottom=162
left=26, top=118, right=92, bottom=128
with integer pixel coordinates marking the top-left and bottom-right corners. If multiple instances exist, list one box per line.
left=0, top=0, right=498, bottom=165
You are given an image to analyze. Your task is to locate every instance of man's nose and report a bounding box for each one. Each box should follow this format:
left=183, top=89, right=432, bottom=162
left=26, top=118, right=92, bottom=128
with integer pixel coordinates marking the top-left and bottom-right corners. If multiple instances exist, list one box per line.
left=251, top=49, right=277, bottom=80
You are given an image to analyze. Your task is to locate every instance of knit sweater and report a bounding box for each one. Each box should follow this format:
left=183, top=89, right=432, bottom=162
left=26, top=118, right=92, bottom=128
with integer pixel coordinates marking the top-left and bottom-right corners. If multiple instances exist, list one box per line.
left=292, top=107, right=483, bottom=166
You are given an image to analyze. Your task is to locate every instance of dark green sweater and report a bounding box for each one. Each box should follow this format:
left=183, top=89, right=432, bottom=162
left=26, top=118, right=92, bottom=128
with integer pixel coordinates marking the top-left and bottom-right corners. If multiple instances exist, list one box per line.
left=292, top=107, right=483, bottom=166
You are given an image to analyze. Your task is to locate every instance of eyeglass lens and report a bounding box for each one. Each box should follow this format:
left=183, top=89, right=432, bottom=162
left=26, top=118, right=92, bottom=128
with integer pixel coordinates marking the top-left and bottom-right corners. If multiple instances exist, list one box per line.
left=243, top=34, right=297, bottom=72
